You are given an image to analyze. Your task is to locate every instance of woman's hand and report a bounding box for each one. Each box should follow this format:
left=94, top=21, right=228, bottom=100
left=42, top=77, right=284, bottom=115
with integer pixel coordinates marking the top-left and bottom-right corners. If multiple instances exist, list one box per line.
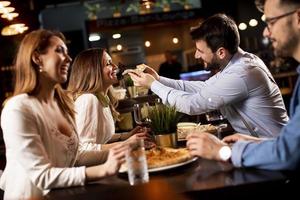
left=85, top=144, right=127, bottom=181
left=126, top=127, right=151, bottom=142
left=128, top=71, right=156, bottom=88
left=102, top=143, right=127, bottom=176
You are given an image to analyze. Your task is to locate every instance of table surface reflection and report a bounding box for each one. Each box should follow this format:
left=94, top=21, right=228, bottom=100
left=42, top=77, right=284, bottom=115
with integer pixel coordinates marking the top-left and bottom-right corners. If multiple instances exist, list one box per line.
left=46, top=158, right=289, bottom=200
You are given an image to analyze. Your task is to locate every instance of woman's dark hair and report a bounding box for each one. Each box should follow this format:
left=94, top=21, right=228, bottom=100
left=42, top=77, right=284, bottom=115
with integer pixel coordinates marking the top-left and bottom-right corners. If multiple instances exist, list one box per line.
left=190, top=14, right=240, bottom=54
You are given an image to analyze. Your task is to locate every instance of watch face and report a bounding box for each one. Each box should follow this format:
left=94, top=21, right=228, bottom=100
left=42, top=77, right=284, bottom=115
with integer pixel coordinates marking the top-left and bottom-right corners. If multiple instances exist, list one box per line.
left=219, top=146, right=231, bottom=161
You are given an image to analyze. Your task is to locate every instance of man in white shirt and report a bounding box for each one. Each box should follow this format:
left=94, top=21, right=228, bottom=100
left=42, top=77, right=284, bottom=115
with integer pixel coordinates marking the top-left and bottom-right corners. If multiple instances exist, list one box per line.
left=129, top=13, right=288, bottom=138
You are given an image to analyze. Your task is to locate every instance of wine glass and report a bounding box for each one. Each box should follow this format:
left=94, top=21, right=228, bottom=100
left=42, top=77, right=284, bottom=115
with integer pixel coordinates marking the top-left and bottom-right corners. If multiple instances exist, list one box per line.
left=133, top=103, right=151, bottom=127
left=204, top=95, right=227, bottom=138
left=204, top=95, right=225, bottom=123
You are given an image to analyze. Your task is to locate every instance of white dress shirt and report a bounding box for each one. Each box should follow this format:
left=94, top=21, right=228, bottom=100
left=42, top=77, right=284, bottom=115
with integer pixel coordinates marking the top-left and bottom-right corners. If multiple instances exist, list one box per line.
left=151, top=48, right=288, bottom=137
left=75, top=94, right=115, bottom=151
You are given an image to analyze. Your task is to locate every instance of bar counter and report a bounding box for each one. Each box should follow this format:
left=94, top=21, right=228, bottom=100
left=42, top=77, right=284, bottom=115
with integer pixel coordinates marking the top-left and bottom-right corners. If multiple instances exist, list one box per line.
left=44, top=158, right=291, bottom=200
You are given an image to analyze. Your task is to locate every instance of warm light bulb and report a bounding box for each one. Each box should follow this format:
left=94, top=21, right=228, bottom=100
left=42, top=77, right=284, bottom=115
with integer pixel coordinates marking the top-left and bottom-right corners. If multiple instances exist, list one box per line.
left=117, top=44, right=122, bottom=51
left=145, top=41, right=151, bottom=47
left=172, top=37, right=179, bottom=44
left=0, top=1, right=11, bottom=8
left=112, top=33, right=121, bottom=39
left=238, top=23, right=247, bottom=30
left=1, top=12, right=18, bottom=20
left=88, top=33, right=101, bottom=42
left=249, top=19, right=258, bottom=27
left=0, top=6, right=15, bottom=14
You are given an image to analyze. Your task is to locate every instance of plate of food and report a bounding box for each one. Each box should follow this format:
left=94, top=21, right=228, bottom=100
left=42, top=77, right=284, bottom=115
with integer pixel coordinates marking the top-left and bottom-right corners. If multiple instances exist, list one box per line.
left=177, top=123, right=217, bottom=141
left=119, top=147, right=197, bottom=173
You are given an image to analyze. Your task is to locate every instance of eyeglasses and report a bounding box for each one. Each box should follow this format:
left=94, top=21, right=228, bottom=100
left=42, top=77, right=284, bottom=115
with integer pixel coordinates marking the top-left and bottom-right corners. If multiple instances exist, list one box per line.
left=265, top=9, right=298, bottom=31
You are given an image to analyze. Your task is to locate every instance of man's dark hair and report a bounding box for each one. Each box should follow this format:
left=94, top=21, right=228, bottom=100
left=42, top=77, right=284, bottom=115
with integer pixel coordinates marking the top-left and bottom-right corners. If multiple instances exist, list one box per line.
left=190, top=14, right=240, bottom=55
left=255, top=0, right=300, bottom=12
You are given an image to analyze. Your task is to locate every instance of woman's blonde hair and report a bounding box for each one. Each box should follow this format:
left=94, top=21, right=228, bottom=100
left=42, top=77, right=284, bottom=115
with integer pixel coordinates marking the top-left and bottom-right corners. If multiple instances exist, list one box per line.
left=67, top=48, right=119, bottom=120
left=12, top=29, right=75, bottom=119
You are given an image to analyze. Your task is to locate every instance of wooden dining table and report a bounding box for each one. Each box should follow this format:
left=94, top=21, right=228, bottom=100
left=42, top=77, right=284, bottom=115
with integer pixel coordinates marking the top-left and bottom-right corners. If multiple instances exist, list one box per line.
left=45, top=157, right=291, bottom=200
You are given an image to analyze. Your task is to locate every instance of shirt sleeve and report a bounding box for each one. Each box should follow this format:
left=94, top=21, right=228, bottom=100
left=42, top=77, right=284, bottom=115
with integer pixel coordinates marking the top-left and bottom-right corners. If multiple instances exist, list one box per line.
left=151, top=72, right=248, bottom=115
left=75, top=94, right=102, bottom=151
left=231, top=102, right=300, bottom=170
left=1, top=106, right=86, bottom=190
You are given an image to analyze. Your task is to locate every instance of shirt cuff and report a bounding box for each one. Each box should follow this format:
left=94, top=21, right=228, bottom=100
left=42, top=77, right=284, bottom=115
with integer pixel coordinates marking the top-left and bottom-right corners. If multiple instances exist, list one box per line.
left=231, top=141, right=252, bottom=167
left=76, top=166, right=86, bottom=186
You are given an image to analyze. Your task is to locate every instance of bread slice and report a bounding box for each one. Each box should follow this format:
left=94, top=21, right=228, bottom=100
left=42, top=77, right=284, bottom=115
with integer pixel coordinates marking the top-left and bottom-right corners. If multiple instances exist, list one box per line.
left=122, top=64, right=147, bottom=75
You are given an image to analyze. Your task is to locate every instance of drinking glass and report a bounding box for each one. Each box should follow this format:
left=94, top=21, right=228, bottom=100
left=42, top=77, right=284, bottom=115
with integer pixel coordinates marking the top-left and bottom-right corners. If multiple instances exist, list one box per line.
left=126, top=138, right=149, bottom=185
left=204, top=95, right=225, bottom=123
left=133, top=103, right=151, bottom=127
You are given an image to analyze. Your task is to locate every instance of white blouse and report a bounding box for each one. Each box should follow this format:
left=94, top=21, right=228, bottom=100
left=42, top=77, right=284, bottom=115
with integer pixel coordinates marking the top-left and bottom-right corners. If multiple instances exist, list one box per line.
left=75, top=94, right=115, bottom=151
left=0, top=94, right=108, bottom=199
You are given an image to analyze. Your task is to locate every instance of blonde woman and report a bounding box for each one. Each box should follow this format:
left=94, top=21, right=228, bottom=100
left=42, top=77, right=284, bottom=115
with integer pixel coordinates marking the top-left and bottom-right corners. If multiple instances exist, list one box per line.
left=0, top=30, right=126, bottom=199
left=68, top=48, right=149, bottom=151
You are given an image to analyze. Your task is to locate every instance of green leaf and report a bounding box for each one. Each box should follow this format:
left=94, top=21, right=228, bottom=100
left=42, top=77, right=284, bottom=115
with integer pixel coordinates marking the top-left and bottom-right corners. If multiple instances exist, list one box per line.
left=148, top=103, right=181, bottom=134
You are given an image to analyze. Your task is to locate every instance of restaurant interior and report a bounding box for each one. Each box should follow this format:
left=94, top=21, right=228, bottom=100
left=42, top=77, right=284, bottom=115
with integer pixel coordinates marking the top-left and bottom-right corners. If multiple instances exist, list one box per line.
left=0, top=0, right=299, bottom=199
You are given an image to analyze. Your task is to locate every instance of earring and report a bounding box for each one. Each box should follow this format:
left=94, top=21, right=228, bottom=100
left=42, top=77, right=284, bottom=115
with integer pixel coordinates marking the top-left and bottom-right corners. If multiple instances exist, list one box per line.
left=39, top=66, right=43, bottom=73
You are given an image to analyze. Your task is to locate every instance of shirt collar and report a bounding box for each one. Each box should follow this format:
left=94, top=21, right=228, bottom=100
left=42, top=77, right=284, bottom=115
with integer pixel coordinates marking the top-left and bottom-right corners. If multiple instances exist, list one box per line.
left=221, top=47, right=244, bottom=71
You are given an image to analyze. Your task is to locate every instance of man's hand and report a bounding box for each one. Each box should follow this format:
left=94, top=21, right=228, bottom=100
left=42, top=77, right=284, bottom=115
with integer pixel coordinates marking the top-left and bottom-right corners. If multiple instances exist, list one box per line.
left=222, top=133, right=263, bottom=143
left=186, top=132, right=227, bottom=161
left=128, top=72, right=156, bottom=89
left=141, top=64, right=160, bottom=80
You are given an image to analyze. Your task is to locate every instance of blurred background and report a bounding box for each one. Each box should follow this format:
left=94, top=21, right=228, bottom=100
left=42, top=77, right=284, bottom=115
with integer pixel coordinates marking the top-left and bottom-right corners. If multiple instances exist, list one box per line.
left=0, top=0, right=298, bottom=168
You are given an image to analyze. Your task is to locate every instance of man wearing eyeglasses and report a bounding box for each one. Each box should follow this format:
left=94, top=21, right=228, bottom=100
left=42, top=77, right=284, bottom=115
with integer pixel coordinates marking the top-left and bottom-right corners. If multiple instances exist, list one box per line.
left=184, top=0, right=300, bottom=171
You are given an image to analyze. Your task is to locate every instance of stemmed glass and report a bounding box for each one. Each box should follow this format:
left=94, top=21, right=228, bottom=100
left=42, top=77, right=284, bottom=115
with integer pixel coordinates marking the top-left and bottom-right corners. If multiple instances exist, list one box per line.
left=133, top=103, right=151, bottom=127
left=204, top=95, right=227, bottom=139
left=204, top=95, right=225, bottom=123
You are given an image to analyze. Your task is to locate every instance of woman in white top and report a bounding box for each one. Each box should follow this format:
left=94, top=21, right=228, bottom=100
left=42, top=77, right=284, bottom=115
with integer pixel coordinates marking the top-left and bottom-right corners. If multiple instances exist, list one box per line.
left=0, top=30, right=126, bottom=199
left=68, top=48, right=149, bottom=151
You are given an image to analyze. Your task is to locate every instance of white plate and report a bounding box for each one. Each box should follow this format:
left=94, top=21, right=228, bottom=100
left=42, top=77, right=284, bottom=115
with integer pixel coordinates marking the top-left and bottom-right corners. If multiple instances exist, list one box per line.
left=148, top=157, right=198, bottom=172
left=119, top=157, right=197, bottom=173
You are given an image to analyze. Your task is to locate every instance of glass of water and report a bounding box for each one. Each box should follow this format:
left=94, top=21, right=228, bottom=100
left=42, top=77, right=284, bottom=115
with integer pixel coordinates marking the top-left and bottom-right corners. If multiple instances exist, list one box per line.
left=126, top=138, right=149, bottom=185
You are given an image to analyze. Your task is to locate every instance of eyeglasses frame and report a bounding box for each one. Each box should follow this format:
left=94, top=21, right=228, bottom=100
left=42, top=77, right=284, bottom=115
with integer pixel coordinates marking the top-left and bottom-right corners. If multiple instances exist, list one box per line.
left=265, top=9, right=299, bottom=31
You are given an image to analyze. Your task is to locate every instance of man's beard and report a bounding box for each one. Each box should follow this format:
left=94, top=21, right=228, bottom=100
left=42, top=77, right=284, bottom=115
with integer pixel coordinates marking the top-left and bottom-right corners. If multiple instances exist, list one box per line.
left=204, top=56, right=222, bottom=71
left=273, top=33, right=298, bottom=58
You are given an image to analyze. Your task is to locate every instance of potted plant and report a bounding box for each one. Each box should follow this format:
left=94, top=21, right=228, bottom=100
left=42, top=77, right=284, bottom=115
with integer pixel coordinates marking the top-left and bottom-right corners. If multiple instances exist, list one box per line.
left=148, top=103, right=181, bottom=147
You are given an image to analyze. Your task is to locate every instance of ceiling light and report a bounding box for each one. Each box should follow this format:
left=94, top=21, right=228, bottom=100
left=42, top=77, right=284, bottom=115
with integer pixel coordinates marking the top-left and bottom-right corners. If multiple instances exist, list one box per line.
left=0, top=6, right=15, bottom=14
left=112, top=33, right=121, bottom=39
left=261, top=14, right=266, bottom=22
left=238, top=23, right=247, bottom=30
left=0, top=1, right=11, bottom=8
left=88, top=33, right=100, bottom=42
left=1, top=12, right=18, bottom=20
left=1, top=23, right=28, bottom=36
left=145, top=41, right=151, bottom=47
left=249, top=19, right=258, bottom=27
left=116, top=44, right=122, bottom=51
left=172, top=37, right=179, bottom=44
